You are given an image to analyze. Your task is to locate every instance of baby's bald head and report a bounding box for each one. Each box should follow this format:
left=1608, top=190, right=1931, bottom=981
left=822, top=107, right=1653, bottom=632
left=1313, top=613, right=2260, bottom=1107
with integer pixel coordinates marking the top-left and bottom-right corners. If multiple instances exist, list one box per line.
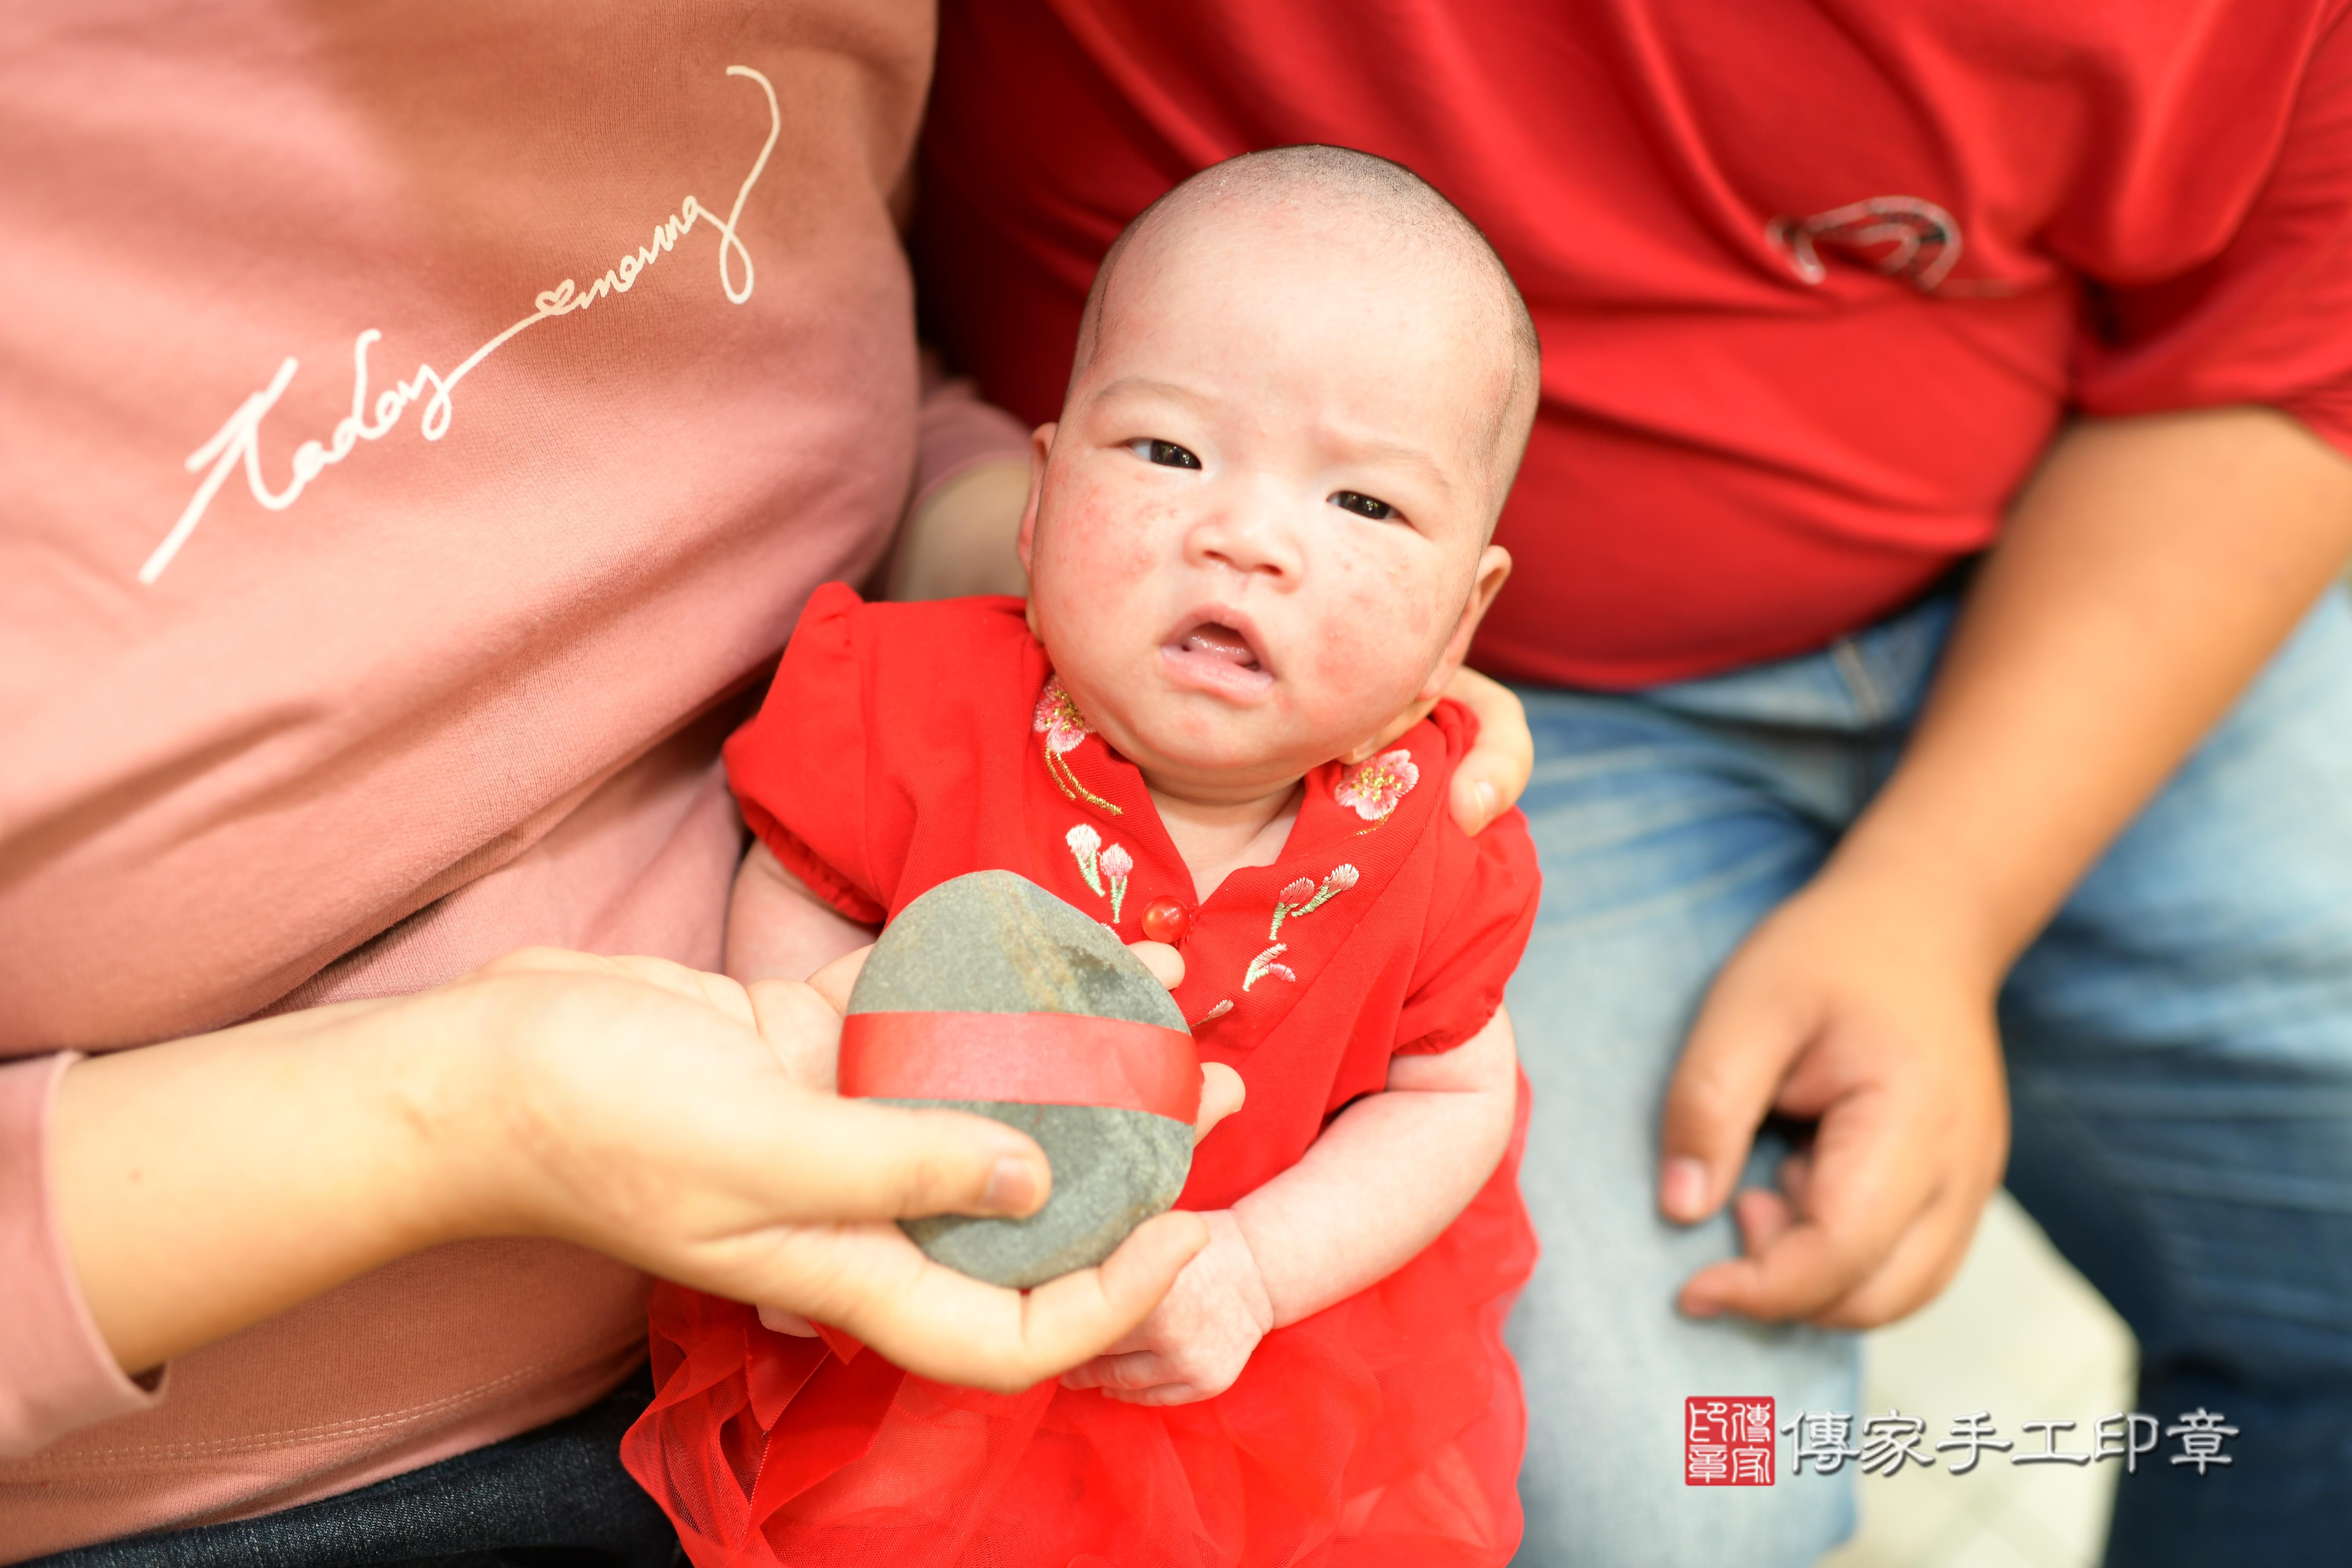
left=1024, top=148, right=1534, bottom=798
left=1068, top=146, right=1541, bottom=519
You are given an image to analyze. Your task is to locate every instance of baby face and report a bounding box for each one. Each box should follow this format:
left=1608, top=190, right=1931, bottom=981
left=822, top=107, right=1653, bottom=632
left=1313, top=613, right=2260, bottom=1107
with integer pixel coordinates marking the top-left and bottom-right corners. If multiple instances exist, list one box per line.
left=1020, top=207, right=1515, bottom=805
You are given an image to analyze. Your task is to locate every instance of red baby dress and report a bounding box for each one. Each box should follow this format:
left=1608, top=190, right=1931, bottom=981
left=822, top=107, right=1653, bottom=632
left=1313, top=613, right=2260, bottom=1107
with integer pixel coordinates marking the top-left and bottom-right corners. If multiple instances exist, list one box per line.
left=622, top=586, right=1543, bottom=1568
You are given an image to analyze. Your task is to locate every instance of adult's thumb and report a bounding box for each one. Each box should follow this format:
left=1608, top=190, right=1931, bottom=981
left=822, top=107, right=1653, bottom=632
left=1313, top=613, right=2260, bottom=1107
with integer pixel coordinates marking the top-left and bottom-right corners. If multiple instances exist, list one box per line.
left=1657, top=966, right=1813, bottom=1225
left=745, top=1092, right=1054, bottom=1227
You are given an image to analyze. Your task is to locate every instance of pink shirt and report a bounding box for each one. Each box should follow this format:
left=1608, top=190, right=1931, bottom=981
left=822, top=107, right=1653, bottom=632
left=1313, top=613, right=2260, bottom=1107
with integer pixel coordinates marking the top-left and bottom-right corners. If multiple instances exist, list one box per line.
left=0, top=2, right=934, bottom=1556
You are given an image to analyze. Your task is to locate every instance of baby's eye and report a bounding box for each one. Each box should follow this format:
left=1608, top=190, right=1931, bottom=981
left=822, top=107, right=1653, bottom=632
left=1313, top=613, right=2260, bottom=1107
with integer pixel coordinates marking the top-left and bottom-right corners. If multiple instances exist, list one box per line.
left=1128, top=438, right=1202, bottom=470
left=1330, top=490, right=1396, bottom=521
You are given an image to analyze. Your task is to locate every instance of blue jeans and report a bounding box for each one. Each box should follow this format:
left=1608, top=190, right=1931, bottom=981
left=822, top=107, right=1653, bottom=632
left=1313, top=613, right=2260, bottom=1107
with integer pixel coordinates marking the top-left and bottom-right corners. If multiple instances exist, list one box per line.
left=30, top=1369, right=678, bottom=1568
left=1505, top=587, right=2352, bottom=1566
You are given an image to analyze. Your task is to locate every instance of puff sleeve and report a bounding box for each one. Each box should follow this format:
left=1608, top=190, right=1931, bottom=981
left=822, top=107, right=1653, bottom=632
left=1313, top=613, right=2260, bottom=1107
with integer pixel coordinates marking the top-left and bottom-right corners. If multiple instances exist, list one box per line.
left=722, top=582, right=889, bottom=926
left=1392, top=799, right=1541, bottom=1058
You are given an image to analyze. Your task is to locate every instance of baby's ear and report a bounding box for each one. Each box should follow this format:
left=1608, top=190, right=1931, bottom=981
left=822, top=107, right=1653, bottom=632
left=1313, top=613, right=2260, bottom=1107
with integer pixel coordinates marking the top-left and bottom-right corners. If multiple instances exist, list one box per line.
left=1014, top=423, right=1056, bottom=580
left=1418, top=545, right=1514, bottom=703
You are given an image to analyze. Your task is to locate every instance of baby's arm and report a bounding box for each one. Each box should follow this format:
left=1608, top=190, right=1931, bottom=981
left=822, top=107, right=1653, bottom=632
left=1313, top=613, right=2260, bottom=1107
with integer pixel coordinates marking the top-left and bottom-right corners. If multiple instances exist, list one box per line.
left=727, top=840, right=877, bottom=988
left=1062, top=1005, right=1519, bottom=1405
left=729, top=840, right=880, bottom=1339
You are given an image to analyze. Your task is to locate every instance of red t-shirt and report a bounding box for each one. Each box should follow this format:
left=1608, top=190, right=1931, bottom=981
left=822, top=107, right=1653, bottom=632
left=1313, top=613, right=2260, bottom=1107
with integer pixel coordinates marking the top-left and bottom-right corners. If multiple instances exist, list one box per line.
left=626, top=587, right=1542, bottom=1567
left=914, top=0, right=2352, bottom=687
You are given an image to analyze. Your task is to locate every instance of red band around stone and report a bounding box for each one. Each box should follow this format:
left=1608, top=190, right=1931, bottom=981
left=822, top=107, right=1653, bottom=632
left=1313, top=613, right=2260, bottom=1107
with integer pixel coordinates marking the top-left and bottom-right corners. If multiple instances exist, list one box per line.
left=838, top=1010, right=1201, bottom=1122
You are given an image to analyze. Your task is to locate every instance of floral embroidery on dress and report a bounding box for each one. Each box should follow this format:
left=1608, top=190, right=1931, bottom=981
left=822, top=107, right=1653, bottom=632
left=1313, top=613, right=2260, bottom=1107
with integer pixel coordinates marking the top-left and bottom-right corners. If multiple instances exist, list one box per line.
left=1335, top=748, right=1418, bottom=831
left=1238, top=863, right=1358, bottom=992
left=1067, top=824, right=1105, bottom=895
left=1194, top=998, right=1235, bottom=1026
left=1035, top=677, right=1123, bottom=815
left=1269, top=864, right=1358, bottom=941
left=1099, top=842, right=1133, bottom=924
left=1066, top=824, right=1134, bottom=924
left=1243, top=944, right=1295, bottom=991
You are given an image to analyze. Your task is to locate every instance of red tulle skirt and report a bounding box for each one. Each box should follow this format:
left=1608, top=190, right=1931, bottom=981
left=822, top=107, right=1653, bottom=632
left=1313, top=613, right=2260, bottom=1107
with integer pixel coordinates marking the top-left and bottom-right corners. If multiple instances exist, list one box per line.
left=622, top=1143, right=1536, bottom=1568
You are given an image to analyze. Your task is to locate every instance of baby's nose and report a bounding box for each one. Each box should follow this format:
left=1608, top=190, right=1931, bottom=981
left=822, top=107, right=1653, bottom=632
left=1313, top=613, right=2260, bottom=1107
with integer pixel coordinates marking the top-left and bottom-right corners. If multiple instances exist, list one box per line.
left=1188, top=493, right=1302, bottom=579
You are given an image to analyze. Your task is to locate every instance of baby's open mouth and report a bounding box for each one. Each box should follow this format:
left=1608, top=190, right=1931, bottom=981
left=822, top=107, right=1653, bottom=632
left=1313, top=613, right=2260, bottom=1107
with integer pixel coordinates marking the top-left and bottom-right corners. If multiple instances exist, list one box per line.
left=1161, top=618, right=1276, bottom=695
left=1178, top=623, right=1261, bottom=671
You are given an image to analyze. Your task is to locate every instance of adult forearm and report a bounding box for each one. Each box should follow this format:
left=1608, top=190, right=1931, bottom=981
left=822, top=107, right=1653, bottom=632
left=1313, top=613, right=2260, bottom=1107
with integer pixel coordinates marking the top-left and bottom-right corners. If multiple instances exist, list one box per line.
left=1658, top=408, right=2352, bottom=1327
left=1834, top=407, right=2352, bottom=971
left=51, top=989, right=488, bottom=1375
left=47, top=952, right=1205, bottom=1400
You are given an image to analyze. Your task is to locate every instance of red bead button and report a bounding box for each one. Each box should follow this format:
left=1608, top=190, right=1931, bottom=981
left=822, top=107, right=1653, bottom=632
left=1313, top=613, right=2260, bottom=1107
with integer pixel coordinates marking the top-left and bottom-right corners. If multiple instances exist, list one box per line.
left=1140, top=895, right=1192, bottom=944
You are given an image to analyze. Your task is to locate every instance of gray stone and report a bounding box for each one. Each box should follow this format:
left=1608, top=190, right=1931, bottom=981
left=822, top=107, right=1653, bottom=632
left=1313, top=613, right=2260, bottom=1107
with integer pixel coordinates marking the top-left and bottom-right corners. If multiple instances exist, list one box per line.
left=845, top=869, right=1186, bottom=1029
left=848, top=871, right=1195, bottom=1288
left=883, top=1100, right=1193, bottom=1288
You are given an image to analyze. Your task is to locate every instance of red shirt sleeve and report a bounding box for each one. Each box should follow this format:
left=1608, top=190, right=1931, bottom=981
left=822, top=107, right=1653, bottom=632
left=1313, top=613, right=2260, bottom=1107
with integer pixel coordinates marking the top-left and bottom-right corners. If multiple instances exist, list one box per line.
left=2072, top=7, right=2352, bottom=456
left=722, top=582, right=890, bottom=926
left=1391, top=708, right=1543, bottom=1056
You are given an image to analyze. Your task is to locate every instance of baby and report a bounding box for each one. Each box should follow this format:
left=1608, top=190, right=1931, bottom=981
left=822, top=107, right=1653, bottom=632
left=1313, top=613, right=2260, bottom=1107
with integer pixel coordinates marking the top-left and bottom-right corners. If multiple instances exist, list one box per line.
left=626, top=147, right=1545, bottom=1568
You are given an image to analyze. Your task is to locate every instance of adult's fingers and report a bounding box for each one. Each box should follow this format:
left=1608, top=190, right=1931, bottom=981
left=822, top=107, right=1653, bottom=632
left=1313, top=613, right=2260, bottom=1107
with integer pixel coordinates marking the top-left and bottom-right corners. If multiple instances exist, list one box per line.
left=1729, top=1186, right=1797, bottom=1257
left=1126, top=940, right=1236, bottom=1141
left=1810, top=1183, right=1984, bottom=1329
left=1721, top=1149, right=1812, bottom=1258
left=1676, top=1081, right=1930, bottom=1321
left=480, top=948, right=762, bottom=1031
left=1657, top=961, right=1815, bottom=1224
left=846, top=1211, right=1210, bottom=1391
left=1443, top=667, right=1533, bottom=835
left=1196, top=1063, right=1245, bottom=1144
left=744, top=978, right=845, bottom=1091
left=706, top=1088, right=1054, bottom=1226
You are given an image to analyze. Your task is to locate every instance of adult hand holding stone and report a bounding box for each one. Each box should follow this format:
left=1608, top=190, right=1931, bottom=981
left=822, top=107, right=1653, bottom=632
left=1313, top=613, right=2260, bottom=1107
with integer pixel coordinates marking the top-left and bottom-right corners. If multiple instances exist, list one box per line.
left=53, top=948, right=1216, bottom=1401
left=754, top=924, right=1246, bottom=1340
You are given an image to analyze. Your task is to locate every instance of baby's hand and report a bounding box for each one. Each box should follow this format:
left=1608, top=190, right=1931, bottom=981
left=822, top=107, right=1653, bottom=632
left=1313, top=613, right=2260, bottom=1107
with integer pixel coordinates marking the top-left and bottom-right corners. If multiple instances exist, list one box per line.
left=1058, top=1210, right=1272, bottom=1405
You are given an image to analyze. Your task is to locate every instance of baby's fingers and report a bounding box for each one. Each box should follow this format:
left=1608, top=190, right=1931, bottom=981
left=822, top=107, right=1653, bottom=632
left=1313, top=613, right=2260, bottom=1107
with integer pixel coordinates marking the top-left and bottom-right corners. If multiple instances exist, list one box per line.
left=805, top=945, right=873, bottom=1014
left=757, top=1303, right=819, bottom=1337
left=1061, top=1348, right=1179, bottom=1394
left=1103, top=1381, right=1212, bottom=1406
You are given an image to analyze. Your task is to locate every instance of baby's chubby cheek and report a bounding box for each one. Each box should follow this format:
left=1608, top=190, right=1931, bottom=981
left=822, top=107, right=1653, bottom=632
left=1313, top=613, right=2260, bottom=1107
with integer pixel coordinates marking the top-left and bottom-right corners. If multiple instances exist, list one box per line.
left=1035, top=483, right=1167, bottom=612
left=1300, top=551, right=1445, bottom=706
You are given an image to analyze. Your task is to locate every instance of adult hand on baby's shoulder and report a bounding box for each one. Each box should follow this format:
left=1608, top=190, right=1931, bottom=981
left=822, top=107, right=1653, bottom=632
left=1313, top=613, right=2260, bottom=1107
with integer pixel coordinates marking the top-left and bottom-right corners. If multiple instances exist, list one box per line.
left=1440, top=667, right=1533, bottom=836
left=1355, top=667, right=1533, bottom=838
left=1058, top=1209, right=1274, bottom=1405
